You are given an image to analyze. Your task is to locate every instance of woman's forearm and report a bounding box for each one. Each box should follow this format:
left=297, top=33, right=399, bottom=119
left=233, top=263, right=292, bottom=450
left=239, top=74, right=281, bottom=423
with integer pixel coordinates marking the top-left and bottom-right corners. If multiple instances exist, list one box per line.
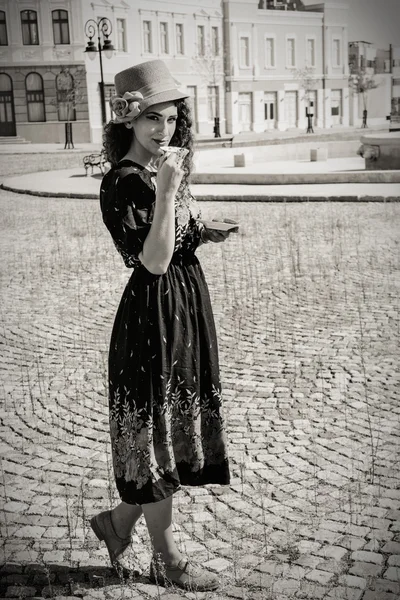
left=139, top=193, right=175, bottom=275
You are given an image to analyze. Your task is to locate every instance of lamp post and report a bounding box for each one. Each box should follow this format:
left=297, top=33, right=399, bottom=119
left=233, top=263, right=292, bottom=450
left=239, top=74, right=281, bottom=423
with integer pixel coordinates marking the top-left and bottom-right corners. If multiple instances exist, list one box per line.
left=84, top=17, right=114, bottom=125
left=306, top=98, right=314, bottom=134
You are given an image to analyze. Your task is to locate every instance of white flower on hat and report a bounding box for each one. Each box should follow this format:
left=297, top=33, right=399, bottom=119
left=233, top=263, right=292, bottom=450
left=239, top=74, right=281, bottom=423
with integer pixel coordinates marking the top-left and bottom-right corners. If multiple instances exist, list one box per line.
left=110, top=91, right=144, bottom=123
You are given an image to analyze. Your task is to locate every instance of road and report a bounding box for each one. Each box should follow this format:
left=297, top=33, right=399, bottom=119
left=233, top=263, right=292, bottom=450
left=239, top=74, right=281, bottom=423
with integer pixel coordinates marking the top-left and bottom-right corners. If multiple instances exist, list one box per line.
left=0, top=160, right=399, bottom=599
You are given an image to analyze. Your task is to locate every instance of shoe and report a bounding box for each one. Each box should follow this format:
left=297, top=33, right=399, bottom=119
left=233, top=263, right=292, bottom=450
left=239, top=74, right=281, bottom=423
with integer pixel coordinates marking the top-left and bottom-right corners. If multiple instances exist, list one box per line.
left=90, top=510, right=142, bottom=577
left=149, top=555, right=219, bottom=591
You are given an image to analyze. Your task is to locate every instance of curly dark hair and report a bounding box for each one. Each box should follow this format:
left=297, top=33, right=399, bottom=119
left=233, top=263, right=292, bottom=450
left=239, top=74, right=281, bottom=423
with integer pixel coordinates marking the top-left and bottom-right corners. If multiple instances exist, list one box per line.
left=102, top=99, right=194, bottom=186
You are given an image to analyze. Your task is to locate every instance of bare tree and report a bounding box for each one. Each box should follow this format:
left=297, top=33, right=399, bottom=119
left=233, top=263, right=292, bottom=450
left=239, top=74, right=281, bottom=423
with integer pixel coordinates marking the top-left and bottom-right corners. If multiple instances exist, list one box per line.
left=348, top=65, right=379, bottom=128
left=192, top=44, right=224, bottom=137
left=292, top=66, right=321, bottom=133
left=50, top=65, right=86, bottom=148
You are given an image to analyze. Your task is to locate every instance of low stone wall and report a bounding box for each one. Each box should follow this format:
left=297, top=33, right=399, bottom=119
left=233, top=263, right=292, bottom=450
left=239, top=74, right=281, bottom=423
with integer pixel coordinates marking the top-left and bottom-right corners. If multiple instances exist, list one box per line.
left=358, top=132, right=400, bottom=170
left=191, top=171, right=400, bottom=185
left=17, top=121, right=91, bottom=144
left=195, top=140, right=361, bottom=169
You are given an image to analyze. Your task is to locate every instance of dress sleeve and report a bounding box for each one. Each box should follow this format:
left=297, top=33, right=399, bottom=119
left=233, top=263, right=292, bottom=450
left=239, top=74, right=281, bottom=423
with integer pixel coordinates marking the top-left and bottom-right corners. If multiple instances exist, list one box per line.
left=100, top=167, right=154, bottom=268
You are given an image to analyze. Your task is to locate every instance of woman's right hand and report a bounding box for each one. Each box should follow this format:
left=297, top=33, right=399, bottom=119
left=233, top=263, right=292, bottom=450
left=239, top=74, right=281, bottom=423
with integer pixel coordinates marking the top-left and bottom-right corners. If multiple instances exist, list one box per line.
left=156, top=153, right=184, bottom=201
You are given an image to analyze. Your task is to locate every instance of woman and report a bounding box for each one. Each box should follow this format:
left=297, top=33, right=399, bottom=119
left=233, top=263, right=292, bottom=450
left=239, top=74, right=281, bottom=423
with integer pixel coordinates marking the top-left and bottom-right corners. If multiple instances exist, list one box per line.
left=92, top=59, right=236, bottom=592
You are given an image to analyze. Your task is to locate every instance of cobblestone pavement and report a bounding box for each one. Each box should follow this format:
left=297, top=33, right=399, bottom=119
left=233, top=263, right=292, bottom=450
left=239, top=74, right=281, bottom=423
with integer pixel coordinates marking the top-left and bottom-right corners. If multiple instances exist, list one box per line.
left=0, top=182, right=399, bottom=599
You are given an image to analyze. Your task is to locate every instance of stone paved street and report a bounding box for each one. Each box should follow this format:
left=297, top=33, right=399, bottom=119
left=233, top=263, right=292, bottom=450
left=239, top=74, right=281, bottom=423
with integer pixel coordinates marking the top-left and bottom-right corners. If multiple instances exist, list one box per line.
left=0, top=155, right=399, bottom=599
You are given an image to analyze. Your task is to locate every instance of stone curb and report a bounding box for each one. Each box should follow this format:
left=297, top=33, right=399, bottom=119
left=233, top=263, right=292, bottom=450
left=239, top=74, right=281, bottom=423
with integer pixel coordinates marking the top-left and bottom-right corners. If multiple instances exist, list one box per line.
left=191, top=195, right=400, bottom=202
left=1, top=183, right=399, bottom=203
left=0, top=183, right=97, bottom=200
left=191, top=172, right=400, bottom=185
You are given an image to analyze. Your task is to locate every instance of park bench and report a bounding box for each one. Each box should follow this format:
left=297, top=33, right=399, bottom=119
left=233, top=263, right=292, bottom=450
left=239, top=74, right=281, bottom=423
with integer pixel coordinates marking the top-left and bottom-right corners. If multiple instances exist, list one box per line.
left=389, top=115, right=400, bottom=132
left=83, top=150, right=108, bottom=176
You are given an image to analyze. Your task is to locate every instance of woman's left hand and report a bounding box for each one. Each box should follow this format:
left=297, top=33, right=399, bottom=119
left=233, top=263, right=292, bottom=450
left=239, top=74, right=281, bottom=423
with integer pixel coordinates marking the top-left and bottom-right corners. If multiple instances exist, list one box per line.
left=201, top=219, right=239, bottom=244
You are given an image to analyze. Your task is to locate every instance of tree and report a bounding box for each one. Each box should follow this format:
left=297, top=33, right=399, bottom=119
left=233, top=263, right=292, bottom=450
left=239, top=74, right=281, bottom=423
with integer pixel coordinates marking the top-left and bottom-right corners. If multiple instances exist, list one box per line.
left=348, top=65, right=379, bottom=128
left=50, top=66, right=86, bottom=148
left=292, top=66, right=321, bottom=133
left=192, top=44, right=224, bottom=137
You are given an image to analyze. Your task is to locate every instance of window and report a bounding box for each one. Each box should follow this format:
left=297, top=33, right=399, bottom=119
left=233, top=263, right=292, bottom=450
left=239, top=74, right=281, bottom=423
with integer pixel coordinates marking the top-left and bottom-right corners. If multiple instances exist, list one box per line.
left=0, top=11, right=8, bottom=46
left=176, top=23, right=184, bottom=55
left=207, top=86, right=219, bottom=120
left=331, top=89, right=342, bottom=117
left=197, top=25, right=205, bottom=56
left=25, top=73, right=45, bottom=122
left=306, top=38, right=315, bottom=67
left=333, top=39, right=341, bottom=66
left=286, top=37, right=295, bottom=67
left=143, top=20, right=152, bottom=53
left=105, top=84, right=116, bottom=122
left=56, top=70, right=76, bottom=121
left=52, top=10, right=70, bottom=45
left=21, top=10, right=39, bottom=45
left=240, top=36, right=250, bottom=67
left=212, top=26, right=219, bottom=56
left=116, top=18, right=127, bottom=52
left=265, top=37, right=275, bottom=67
left=264, top=92, right=276, bottom=123
left=265, top=103, right=274, bottom=120
left=160, top=22, right=169, bottom=54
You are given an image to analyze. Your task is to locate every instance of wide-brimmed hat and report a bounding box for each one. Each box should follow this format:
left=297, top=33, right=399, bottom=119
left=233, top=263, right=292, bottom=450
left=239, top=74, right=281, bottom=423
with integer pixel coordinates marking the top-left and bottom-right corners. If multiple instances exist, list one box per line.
left=110, top=59, right=189, bottom=123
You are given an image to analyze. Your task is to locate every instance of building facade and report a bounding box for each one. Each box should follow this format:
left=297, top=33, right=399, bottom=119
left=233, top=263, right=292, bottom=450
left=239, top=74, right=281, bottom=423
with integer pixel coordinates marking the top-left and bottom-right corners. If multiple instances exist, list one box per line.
left=82, top=0, right=224, bottom=144
left=0, top=0, right=354, bottom=143
left=0, top=0, right=90, bottom=143
left=85, top=0, right=352, bottom=140
left=348, top=40, right=393, bottom=128
left=224, top=0, right=350, bottom=133
left=392, top=46, right=400, bottom=122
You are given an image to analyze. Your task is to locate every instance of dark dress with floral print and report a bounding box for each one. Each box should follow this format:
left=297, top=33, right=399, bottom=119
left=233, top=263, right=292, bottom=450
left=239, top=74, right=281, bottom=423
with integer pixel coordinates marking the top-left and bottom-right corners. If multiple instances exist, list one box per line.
left=100, top=160, right=230, bottom=505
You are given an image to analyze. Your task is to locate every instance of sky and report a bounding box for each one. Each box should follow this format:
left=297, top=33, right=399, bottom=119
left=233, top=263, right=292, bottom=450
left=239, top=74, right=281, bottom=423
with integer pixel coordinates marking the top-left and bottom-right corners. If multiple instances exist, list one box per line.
left=301, top=0, right=400, bottom=48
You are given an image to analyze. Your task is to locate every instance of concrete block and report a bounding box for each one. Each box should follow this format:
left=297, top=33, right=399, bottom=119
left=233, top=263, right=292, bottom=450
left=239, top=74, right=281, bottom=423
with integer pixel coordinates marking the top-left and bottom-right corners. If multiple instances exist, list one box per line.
left=234, top=153, right=252, bottom=167
left=310, top=148, right=328, bottom=161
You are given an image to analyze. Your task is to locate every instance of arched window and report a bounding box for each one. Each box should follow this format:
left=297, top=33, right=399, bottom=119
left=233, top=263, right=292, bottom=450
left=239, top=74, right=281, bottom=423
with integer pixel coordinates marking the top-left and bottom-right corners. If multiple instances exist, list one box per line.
left=25, top=73, right=45, bottom=122
left=21, top=10, right=39, bottom=45
left=0, top=11, right=8, bottom=46
left=52, top=10, right=70, bottom=45
left=56, top=70, right=76, bottom=121
left=0, top=73, right=12, bottom=92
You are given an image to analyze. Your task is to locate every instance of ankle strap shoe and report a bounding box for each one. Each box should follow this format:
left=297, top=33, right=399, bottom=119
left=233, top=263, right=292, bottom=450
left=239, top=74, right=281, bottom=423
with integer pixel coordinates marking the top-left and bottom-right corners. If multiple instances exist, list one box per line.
left=149, top=556, right=219, bottom=591
left=90, top=510, right=142, bottom=577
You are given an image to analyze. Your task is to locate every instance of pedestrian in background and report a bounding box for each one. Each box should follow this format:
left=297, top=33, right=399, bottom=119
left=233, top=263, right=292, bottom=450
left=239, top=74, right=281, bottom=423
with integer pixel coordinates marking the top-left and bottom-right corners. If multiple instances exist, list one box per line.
left=92, top=59, right=236, bottom=592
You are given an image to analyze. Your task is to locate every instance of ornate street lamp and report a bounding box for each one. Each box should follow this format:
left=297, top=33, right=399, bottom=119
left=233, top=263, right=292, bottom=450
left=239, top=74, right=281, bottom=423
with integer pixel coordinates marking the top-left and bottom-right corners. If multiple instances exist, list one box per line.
left=84, top=17, right=114, bottom=125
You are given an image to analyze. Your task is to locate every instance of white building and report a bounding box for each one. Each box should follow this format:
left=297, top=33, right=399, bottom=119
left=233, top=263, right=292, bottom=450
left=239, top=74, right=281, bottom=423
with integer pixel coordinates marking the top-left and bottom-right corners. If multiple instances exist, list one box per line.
left=348, top=40, right=393, bottom=128
left=82, top=0, right=224, bottom=144
left=0, top=0, right=354, bottom=143
left=0, top=0, right=90, bottom=143
left=223, top=0, right=350, bottom=133
left=390, top=45, right=400, bottom=123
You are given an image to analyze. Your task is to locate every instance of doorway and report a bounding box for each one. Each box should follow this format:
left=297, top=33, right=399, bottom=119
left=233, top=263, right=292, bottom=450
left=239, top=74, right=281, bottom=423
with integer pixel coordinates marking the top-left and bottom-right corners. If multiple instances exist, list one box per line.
left=284, top=91, right=297, bottom=128
left=238, top=92, right=252, bottom=132
left=0, top=73, right=16, bottom=136
left=331, top=89, right=342, bottom=125
left=264, top=92, right=277, bottom=130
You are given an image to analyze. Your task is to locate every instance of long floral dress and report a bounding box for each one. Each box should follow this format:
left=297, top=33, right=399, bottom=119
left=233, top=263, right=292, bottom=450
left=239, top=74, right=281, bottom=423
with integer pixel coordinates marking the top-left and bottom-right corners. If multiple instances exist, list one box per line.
left=100, top=160, right=230, bottom=505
